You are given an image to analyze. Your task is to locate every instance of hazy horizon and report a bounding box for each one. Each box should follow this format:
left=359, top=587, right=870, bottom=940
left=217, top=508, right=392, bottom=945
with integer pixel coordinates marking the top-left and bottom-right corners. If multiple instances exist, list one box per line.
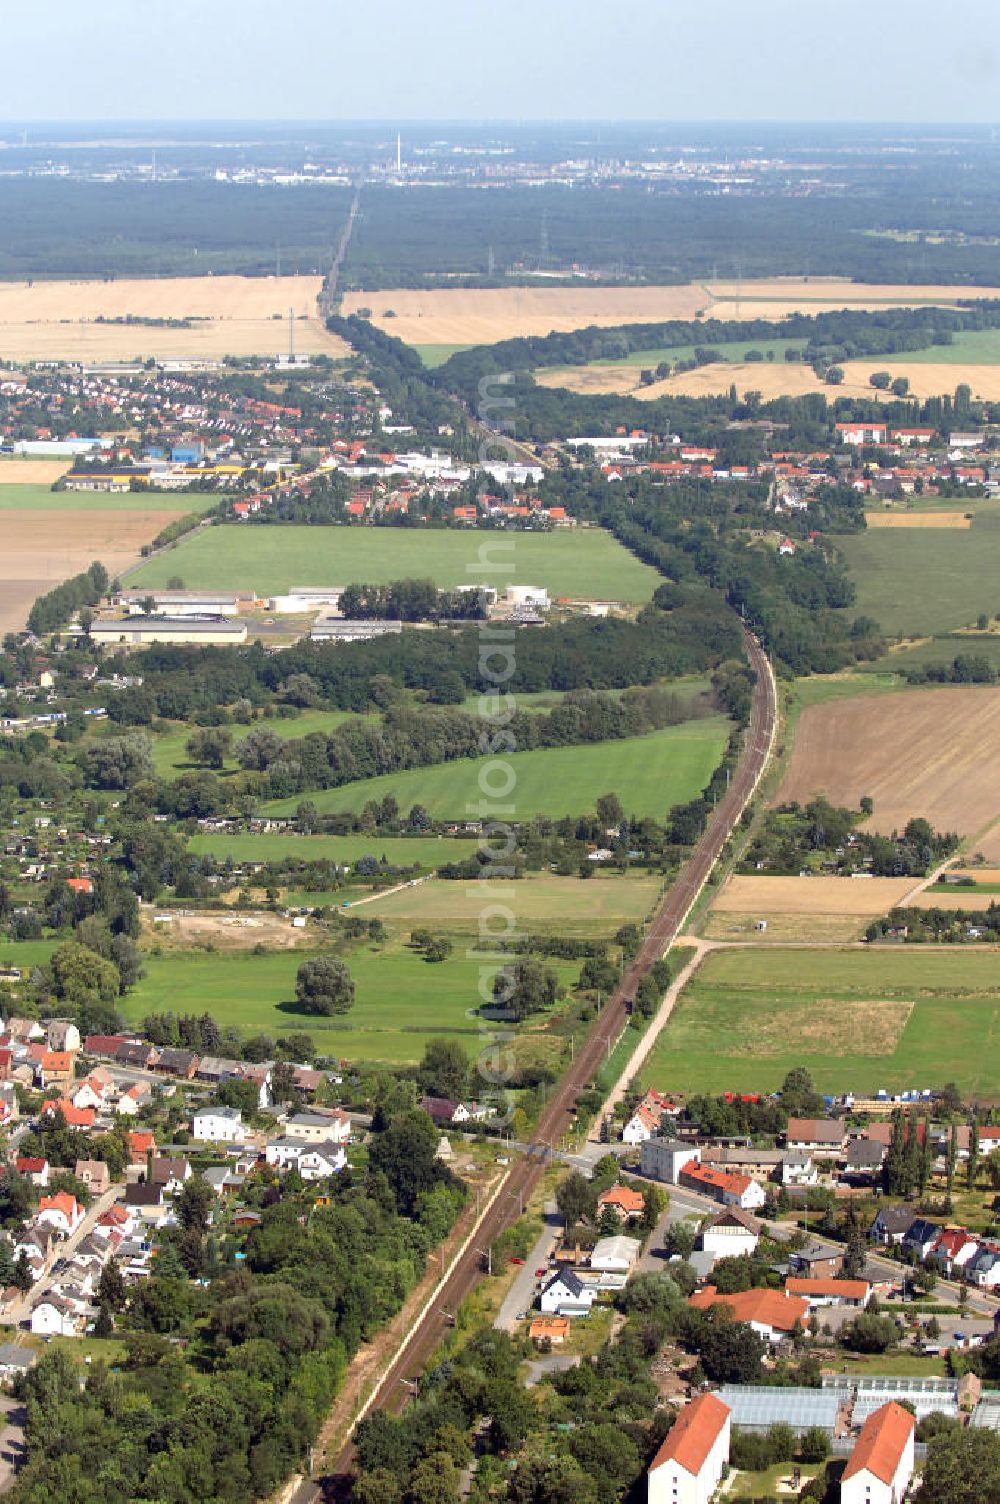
left=4, top=0, right=998, bottom=125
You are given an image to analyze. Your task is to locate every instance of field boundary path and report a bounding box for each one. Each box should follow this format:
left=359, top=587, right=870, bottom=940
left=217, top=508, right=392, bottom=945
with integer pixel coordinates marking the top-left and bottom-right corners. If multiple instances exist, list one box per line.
left=318, top=187, right=361, bottom=320
left=325, top=629, right=777, bottom=1483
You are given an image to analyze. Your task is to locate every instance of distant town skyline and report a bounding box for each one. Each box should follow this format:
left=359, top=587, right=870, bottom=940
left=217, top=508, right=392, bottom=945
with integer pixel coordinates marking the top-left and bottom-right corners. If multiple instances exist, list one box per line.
left=4, top=0, right=999, bottom=125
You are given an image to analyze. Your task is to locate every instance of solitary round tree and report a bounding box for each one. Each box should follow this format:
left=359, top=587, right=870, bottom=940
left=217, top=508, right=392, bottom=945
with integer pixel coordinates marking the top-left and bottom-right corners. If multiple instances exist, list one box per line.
left=294, top=956, right=355, bottom=1015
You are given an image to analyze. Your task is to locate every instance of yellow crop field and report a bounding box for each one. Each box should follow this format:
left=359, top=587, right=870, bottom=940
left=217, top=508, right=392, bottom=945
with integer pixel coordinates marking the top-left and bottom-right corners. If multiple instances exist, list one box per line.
left=712, top=874, right=918, bottom=916
left=0, top=276, right=349, bottom=362
left=0, top=460, right=69, bottom=485
left=342, top=277, right=1000, bottom=350
left=866, top=512, right=972, bottom=529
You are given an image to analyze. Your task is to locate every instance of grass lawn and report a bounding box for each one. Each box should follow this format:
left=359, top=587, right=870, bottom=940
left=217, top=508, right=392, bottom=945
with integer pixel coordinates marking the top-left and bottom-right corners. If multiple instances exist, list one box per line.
left=0, top=938, right=58, bottom=972
left=148, top=709, right=365, bottom=778
left=127, top=524, right=662, bottom=603
left=415, top=344, right=475, bottom=367
left=880, top=329, right=1000, bottom=365
left=642, top=945, right=1000, bottom=1098
left=358, top=871, right=664, bottom=934
left=187, top=831, right=479, bottom=868
left=728, top=1462, right=821, bottom=1500
left=260, top=717, right=732, bottom=822
left=861, top=633, right=1000, bottom=675
left=838, top=510, right=1000, bottom=636
left=0, top=483, right=220, bottom=512
left=122, top=942, right=580, bottom=1066
left=829, top=1350, right=948, bottom=1377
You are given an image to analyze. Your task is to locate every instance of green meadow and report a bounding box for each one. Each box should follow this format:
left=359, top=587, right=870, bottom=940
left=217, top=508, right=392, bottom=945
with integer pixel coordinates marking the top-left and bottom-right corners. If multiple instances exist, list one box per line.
left=120, top=943, right=581, bottom=1066
left=838, top=510, right=1000, bottom=636
left=148, top=709, right=365, bottom=778
left=128, top=524, right=662, bottom=602
left=187, top=831, right=478, bottom=868
left=261, top=717, right=732, bottom=823
left=643, top=945, right=1000, bottom=1098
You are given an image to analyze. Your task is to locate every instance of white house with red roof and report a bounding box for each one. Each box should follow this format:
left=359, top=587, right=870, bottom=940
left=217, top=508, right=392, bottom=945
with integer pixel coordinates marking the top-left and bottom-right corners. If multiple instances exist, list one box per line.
left=841, top=1400, right=914, bottom=1504
left=36, top=1192, right=84, bottom=1237
left=647, top=1391, right=731, bottom=1504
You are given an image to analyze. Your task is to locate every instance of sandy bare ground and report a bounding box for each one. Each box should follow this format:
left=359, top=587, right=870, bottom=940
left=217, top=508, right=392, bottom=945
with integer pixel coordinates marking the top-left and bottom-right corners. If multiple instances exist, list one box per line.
left=342, top=278, right=1000, bottom=349
left=543, top=361, right=879, bottom=402
left=777, top=686, right=1000, bottom=838
left=145, top=909, right=312, bottom=950
left=866, top=512, right=973, bottom=529
left=0, top=507, right=188, bottom=632
left=0, top=460, right=69, bottom=485
left=0, top=276, right=349, bottom=362
left=712, top=874, right=916, bottom=915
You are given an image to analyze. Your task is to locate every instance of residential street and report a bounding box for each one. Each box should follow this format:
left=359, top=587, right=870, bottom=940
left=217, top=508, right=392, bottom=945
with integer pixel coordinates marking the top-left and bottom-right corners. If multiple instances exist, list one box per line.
left=3, top=1184, right=124, bottom=1330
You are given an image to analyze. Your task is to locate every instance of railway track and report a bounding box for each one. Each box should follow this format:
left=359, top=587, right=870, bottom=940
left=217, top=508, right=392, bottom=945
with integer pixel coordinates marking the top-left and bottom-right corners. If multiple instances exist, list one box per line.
left=327, top=628, right=777, bottom=1477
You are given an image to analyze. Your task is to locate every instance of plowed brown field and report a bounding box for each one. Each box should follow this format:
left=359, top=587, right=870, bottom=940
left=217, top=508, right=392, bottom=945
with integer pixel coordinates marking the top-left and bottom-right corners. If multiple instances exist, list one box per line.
left=778, top=686, right=1000, bottom=837
left=0, top=508, right=191, bottom=632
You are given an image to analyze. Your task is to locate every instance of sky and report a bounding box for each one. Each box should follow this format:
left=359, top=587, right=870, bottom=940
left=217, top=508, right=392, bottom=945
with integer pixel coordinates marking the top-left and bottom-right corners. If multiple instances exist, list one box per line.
left=4, top=0, right=999, bottom=124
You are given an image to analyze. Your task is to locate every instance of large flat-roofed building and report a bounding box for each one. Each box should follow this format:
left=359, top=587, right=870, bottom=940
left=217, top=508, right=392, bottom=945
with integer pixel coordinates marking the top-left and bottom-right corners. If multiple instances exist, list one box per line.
left=117, top=590, right=241, bottom=618
left=269, top=586, right=345, bottom=614
left=310, top=617, right=403, bottom=643
left=90, top=617, right=248, bottom=647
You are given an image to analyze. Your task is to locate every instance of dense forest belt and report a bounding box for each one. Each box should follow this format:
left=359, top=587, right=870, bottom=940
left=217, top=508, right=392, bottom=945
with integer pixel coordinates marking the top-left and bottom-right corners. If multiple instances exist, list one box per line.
left=327, top=628, right=777, bottom=1477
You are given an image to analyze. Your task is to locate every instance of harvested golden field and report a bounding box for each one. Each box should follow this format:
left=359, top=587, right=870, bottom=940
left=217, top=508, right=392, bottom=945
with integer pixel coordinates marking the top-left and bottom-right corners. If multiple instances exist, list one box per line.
left=706, top=277, right=1000, bottom=306
left=538, top=360, right=878, bottom=402
left=0, top=276, right=349, bottom=362
left=866, top=512, right=972, bottom=529
left=344, top=277, right=1000, bottom=349
left=0, top=507, right=190, bottom=632
left=778, top=686, right=1000, bottom=838
left=702, top=911, right=872, bottom=942
left=841, top=361, right=1000, bottom=401
left=0, top=460, right=69, bottom=485
left=342, top=285, right=709, bottom=344
left=712, top=874, right=917, bottom=915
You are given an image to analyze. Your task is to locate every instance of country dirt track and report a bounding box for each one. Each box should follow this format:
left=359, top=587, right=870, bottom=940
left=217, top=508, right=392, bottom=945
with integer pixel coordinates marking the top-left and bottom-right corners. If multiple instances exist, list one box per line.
left=777, top=685, right=1000, bottom=838
left=327, top=630, right=777, bottom=1479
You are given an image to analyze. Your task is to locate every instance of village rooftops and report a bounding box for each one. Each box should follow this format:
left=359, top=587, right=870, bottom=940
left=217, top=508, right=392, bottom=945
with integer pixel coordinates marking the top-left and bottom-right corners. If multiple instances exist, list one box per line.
left=648, top=1391, right=731, bottom=1478
left=842, top=1400, right=915, bottom=1485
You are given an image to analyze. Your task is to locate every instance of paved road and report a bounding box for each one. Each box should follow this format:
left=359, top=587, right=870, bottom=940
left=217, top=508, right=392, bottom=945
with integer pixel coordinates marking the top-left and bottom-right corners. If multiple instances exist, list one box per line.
left=327, top=629, right=777, bottom=1476
left=3, top=1184, right=124, bottom=1329
left=494, top=1202, right=560, bottom=1333
left=0, top=1395, right=26, bottom=1495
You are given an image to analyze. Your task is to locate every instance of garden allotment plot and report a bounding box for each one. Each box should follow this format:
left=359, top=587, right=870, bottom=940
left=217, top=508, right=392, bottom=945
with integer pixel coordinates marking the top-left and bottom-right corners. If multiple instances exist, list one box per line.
left=644, top=946, right=1000, bottom=1099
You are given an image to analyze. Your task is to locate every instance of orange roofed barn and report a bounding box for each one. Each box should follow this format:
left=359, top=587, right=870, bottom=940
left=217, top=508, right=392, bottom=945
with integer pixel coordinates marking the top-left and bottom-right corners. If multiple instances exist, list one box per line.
left=841, top=1401, right=914, bottom=1504
left=647, top=1392, right=731, bottom=1504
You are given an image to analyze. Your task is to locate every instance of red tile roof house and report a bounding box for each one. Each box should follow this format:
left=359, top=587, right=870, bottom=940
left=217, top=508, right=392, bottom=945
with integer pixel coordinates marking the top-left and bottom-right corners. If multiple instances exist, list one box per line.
left=678, top=1160, right=767, bottom=1212
left=784, top=1276, right=871, bottom=1308
left=647, top=1392, right=731, bottom=1504
left=841, top=1401, right=915, bottom=1504
left=15, top=1157, right=50, bottom=1188
left=784, top=1118, right=847, bottom=1158
left=35, top=1192, right=84, bottom=1237
left=596, top=1185, right=646, bottom=1222
left=688, top=1286, right=809, bottom=1344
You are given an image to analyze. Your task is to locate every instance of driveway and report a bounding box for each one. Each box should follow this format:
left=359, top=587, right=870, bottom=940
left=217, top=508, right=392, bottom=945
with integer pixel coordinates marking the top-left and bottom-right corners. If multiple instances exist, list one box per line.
left=0, top=1395, right=25, bottom=1493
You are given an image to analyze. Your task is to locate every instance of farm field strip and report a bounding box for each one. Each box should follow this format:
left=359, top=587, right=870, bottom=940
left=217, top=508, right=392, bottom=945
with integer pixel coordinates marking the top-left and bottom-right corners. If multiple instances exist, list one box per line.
left=642, top=944, right=1000, bottom=1097
left=187, top=831, right=479, bottom=867
left=341, top=278, right=1000, bottom=348
left=0, top=484, right=221, bottom=513
left=0, top=275, right=350, bottom=361
left=865, top=512, right=972, bottom=529
left=355, top=872, right=664, bottom=931
left=0, top=461, right=69, bottom=486
left=127, top=523, right=662, bottom=601
left=260, top=717, right=733, bottom=823
left=711, top=874, right=918, bottom=915
left=0, top=503, right=201, bottom=633
left=777, top=684, right=1000, bottom=837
